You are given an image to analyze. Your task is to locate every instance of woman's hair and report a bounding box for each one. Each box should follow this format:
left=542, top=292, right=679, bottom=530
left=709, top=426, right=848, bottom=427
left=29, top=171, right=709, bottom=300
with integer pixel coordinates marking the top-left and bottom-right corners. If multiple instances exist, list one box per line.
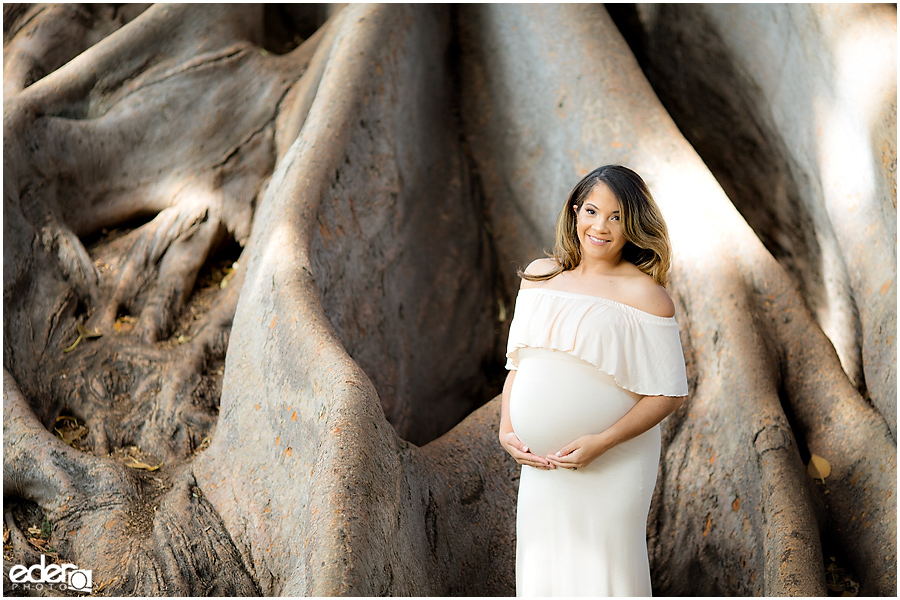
left=519, top=165, right=672, bottom=286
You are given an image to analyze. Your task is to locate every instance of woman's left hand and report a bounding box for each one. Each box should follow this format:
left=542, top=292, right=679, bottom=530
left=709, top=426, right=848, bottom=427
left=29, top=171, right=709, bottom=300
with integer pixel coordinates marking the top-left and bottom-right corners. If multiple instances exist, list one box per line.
left=546, top=433, right=611, bottom=470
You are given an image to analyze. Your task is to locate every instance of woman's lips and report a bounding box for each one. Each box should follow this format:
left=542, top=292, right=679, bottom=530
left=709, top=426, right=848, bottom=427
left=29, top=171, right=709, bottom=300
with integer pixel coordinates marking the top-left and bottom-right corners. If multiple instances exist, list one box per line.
left=587, top=234, right=609, bottom=245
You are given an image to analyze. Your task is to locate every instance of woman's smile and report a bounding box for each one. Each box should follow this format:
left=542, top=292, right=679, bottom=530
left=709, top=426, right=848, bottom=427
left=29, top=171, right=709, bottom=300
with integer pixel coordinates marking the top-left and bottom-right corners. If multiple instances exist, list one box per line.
left=574, top=182, right=626, bottom=259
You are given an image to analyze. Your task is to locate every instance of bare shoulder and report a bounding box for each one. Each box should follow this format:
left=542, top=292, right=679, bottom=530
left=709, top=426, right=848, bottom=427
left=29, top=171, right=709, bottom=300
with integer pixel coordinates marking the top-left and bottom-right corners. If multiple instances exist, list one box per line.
left=524, top=257, right=558, bottom=276
left=623, top=271, right=675, bottom=318
left=520, top=258, right=559, bottom=288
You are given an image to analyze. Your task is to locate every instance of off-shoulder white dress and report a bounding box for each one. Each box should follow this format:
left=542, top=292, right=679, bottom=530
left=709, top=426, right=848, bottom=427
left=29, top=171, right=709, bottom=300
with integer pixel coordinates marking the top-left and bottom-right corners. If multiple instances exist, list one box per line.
left=505, top=288, right=688, bottom=597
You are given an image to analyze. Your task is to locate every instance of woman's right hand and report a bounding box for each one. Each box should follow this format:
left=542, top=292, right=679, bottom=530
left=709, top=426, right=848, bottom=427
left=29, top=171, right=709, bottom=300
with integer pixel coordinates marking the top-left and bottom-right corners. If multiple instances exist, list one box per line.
left=500, top=431, right=554, bottom=469
left=499, top=369, right=553, bottom=469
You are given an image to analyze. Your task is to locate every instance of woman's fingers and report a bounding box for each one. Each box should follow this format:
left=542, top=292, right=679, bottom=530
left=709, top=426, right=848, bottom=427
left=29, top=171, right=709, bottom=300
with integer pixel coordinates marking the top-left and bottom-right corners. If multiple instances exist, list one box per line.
left=501, top=431, right=524, bottom=452
left=548, top=433, right=608, bottom=469
left=501, top=432, right=553, bottom=468
left=517, top=449, right=553, bottom=469
left=548, top=446, right=582, bottom=469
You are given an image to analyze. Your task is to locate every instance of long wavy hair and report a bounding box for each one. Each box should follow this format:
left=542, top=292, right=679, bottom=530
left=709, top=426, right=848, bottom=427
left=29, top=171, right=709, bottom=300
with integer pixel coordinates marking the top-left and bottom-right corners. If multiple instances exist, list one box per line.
left=520, top=165, right=672, bottom=286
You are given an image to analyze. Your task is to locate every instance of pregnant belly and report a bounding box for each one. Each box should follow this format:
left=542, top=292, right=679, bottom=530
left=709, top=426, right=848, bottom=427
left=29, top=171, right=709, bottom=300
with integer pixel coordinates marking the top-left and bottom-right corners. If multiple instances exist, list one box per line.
left=509, top=348, right=641, bottom=457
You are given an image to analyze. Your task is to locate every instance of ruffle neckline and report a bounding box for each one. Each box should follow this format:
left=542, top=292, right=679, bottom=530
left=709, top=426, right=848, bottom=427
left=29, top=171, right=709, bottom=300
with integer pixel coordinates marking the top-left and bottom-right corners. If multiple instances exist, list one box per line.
left=505, top=287, right=689, bottom=397
left=517, top=288, right=677, bottom=324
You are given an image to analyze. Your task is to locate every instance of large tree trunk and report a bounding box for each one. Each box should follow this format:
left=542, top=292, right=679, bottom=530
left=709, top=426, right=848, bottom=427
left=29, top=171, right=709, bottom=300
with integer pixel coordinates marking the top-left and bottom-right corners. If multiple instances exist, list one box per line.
left=3, top=3, right=895, bottom=597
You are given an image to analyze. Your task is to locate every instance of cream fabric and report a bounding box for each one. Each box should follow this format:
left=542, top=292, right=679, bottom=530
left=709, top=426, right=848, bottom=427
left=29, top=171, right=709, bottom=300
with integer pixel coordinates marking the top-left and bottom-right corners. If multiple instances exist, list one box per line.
left=511, top=348, right=659, bottom=596
left=505, top=288, right=689, bottom=397
left=505, top=288, right=688, bottom=596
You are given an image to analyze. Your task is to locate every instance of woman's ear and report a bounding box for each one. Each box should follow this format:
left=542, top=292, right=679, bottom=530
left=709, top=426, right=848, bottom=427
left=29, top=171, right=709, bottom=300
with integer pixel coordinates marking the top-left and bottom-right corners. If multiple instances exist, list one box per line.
left=572, top=204, right=578, bottom=213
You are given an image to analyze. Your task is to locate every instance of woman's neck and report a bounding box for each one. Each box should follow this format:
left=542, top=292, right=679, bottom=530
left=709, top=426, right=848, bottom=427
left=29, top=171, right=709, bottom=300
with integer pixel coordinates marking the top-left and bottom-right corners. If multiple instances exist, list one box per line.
left=573, top=254, right=625, bottom=278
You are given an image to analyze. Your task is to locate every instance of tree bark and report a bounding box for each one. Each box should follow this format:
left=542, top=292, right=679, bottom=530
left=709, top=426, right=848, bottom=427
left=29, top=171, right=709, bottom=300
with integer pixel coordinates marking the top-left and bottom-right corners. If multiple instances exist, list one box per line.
left=3, top=3, right=895, bottom=597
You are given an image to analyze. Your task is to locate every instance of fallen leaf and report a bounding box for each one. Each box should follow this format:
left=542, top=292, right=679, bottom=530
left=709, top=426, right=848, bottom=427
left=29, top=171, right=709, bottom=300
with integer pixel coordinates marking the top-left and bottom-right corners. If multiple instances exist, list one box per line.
left=54, top=425, right=88, bottom=446
left=93, top=575, right=119, bottom=594
left=125, top=458, right=163, bottom=471
left=114, top=316, right=137, bottom=333
left=27, top=537, right=48, bottom=551
left=64, top=323, right=103, bottom=352
left=220, top=270, right=235, bottom=289
left=77, top=322, right=102, bottom=339
left=63, top=334, right=83, bottom=353
left=808, top=454, right=831, bottom=480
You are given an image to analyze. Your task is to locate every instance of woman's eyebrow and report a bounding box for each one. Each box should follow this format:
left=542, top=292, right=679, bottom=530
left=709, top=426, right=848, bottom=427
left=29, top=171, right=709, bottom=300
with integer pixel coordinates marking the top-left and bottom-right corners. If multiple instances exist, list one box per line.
left=584, top=202, right=618, bottom=213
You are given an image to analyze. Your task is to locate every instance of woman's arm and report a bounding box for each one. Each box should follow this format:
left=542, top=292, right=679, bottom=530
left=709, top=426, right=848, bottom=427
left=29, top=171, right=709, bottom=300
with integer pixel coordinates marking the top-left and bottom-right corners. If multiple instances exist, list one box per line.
left=547, top=394, right=685, bottom=470
left=499, top=370, right=554, bottom=469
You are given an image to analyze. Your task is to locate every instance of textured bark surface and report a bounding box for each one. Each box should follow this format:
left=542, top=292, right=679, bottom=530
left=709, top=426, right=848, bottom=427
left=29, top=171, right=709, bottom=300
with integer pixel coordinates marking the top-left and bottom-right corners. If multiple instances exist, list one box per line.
left=3, top=3, right=896, bottom=597
left=611, top=2, right=897, bottom=440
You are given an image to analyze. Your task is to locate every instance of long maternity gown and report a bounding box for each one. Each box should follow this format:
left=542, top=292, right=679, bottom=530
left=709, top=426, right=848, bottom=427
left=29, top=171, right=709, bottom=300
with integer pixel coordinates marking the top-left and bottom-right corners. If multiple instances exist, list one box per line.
left=505, top=288, right=688, bottom=597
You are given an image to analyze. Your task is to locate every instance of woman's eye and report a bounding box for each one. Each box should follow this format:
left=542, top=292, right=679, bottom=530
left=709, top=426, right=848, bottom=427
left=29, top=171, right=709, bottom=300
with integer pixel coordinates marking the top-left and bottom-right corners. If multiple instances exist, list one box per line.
left=586, top=208, right=595, bottom=215
left=611, top=215, right=619, bottom=221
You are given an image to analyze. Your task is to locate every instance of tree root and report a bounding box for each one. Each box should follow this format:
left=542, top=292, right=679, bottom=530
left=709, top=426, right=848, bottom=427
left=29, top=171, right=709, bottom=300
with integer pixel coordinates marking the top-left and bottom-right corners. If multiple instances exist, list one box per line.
left=49, top=260, right=242, bottom=465
left=3, top=3, right=337, bottom=591
left=4, top=370, right=259, bottom=596
left=2, top=4, right=147, bottom=99
left=764, top=274, right=897, bottom=595
left=4, top=509, right=44, bottom=570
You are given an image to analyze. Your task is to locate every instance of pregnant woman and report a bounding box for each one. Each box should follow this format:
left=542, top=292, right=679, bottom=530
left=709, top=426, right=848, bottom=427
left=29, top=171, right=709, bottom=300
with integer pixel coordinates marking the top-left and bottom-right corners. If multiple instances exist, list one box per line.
left=499, top=165, right=689, bottom=596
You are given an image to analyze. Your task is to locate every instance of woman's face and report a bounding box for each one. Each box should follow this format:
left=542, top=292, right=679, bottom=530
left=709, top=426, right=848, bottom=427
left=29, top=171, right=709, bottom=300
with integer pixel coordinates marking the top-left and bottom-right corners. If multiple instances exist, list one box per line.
left=573, top=182, right=627, bottom=262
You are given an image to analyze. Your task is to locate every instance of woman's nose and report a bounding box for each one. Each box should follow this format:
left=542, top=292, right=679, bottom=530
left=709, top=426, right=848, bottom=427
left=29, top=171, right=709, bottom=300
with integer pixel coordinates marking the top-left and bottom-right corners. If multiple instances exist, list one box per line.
left=590, top=219, right=610, bottom=232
